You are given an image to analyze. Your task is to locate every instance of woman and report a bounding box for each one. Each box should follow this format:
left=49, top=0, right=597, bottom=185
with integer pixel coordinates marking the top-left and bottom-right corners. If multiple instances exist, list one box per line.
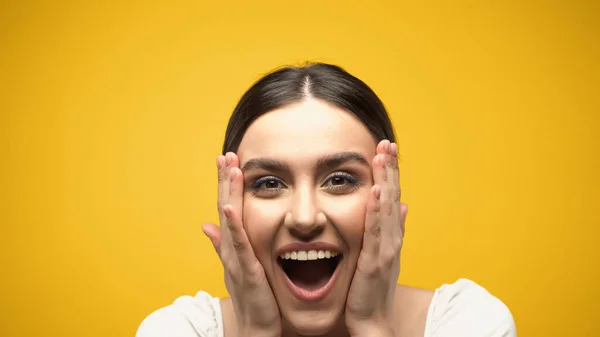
left=137, top=63, right=516, bottom=337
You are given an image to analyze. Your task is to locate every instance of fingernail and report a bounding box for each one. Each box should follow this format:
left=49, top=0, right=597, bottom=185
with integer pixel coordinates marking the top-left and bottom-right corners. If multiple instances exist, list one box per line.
left=391, top=143, right=398, bottom=156
left=225, top=153, right=232, bottom=167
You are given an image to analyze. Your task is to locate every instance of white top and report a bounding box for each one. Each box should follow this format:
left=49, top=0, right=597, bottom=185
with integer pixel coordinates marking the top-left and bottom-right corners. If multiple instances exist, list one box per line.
left=136, top=279, right=516, bottom=337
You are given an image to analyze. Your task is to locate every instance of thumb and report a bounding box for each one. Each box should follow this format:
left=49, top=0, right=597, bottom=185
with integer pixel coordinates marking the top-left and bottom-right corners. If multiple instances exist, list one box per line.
left=202, top=223, right=222, bottom=255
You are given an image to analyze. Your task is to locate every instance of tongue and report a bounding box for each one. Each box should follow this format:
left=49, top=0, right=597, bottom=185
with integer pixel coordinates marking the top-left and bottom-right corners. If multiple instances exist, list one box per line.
left=286, top=260, right=332, bottom=290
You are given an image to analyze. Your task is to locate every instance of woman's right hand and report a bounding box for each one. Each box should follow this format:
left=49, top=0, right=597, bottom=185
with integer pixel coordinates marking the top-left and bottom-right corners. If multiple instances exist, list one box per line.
left=202, top=152, right=282, bottom=337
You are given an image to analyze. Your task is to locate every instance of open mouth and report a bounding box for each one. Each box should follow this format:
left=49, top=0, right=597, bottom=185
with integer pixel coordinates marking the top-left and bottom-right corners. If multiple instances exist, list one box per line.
left=278, top=251, right=342, bottom=291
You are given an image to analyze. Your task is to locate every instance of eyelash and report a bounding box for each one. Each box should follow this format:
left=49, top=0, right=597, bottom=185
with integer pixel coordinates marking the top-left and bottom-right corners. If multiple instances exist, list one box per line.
left=323, top=172, right=361, bottom=190
left=248, top=172, right=361, bottom=196
left=249, top=176, right=285, bottom=192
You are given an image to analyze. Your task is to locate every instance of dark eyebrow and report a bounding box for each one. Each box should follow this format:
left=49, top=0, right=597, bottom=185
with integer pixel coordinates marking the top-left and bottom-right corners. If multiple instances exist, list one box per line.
left=241, top=158, right=290, bottom=173
left=316, top=152, right=370, bottom=171
left=241, top=152, right=370, bottom=174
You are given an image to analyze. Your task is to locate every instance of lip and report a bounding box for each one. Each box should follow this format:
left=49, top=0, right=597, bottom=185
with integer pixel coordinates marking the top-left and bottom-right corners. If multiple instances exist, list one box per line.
left=278, top=255, right=343, bottom=302
left=276, top=241, right=341, bottom=256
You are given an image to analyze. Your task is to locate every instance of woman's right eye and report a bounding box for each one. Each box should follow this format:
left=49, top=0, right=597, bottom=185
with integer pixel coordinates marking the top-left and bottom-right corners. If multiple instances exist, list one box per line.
left=249, top=176, right=286, bottom=194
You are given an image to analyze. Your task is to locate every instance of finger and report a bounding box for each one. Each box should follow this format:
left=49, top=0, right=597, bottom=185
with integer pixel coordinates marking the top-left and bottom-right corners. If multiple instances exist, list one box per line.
left=373, top=151, right=394, bottom=241
left=389, top=142, right=400, bottom=202
left=227, top=151, right=240, bottom=170
left=218, top=153, right=236, bottom=245
left=375, top=140, right=392, bottom=182
left=387, top=143, right=402, bottom=242
left=202, top=222, right=223, bottom=255
left=372, top=152, right=387, bottom=183
left=227, top=152, right=244, bottom=247
left=379, top=142, right=401, bottom=243
left=375, top=140, right=400, bottom=249
left=220, top=152, right=240, bottom=214
left=382, top=142, right=396, bottom=191
left=362, top=185, right=382, bottom=260
left=376, top=139, right=389, bottom=157
left=399, top=202, right=408, bottom=235
left=390, top=142, right=398, bottom=158
left=229, top=166, right=244, bottom=227
left=228, top=154, right=243, bottom=215
left=222, top=204, right=260, bottom=272
left=389, top=203, right=408, bottom=286
left=217, top=154, right=228, bottom=216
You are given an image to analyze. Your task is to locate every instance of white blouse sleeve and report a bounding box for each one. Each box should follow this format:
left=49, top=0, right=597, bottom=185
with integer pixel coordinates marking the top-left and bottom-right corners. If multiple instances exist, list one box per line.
left=425, top=279, right=516, bottom=337
left=136, top=291, right=223, bottom=337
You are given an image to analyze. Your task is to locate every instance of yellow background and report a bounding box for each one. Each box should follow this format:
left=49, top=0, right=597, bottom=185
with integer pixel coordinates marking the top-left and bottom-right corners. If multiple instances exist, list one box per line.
left=1, top=1, right=598, bottom=336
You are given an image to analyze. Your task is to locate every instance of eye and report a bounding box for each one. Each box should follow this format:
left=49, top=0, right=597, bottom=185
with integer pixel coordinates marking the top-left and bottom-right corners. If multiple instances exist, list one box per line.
left=248, top=176, right=286, bottom=196
left=322, top=172, right=361, bottom=193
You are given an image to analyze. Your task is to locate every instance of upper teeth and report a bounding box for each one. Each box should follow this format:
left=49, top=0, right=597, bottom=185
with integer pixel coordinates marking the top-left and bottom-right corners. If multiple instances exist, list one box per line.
left=279, top=250, right=339, bottom=261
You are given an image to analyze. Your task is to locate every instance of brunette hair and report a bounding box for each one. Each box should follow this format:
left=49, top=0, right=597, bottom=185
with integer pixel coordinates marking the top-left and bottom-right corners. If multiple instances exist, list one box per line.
left=222, top=62, right=396, bottom=154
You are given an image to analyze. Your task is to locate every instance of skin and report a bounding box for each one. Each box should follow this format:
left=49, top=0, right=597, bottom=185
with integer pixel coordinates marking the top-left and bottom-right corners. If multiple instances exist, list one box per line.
left=203, top=99, right=434, bottom=337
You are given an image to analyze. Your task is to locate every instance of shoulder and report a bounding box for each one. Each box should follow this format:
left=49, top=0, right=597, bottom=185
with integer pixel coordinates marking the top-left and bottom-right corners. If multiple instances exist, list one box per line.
left=425, top=278, right=516, bottom=337
left=136, top=291, right=224, bottom=337
left=393, top=284, right=435, bottom=336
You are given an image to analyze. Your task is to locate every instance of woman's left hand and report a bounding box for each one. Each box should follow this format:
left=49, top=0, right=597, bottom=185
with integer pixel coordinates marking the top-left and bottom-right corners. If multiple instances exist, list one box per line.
left=345, top=139, right=407, bottom=337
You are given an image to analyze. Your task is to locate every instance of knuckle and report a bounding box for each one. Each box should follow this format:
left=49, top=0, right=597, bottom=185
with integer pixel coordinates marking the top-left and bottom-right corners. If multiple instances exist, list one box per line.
left=394, top=239, right=403, bottom=251
left=232, top=238, right=245, bottom=251
left=382, top=257, right=395, bottom=269
left=246, top=263, right=265, bottom=283
left=369, top=223, right=381, bottom=237
left=365, top=267, right=379, bottom=278
left=381, top=249, right=397, bottom=267
left=357, top=256, right=378, bottom=277
left=373, top=200, right=381, bottom=212
left=225, top=265, right=240, bottom=281
left=394, top=235, right=404, bottom=247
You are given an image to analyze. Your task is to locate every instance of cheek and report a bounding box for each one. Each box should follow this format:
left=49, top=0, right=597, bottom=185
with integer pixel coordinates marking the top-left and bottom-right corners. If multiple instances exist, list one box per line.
left=322, top=192, right=368, bottom=244
left=242, top=197, right=285, bottom=256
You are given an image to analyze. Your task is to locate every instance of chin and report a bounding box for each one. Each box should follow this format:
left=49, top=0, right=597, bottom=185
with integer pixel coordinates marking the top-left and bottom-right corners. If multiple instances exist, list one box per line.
left=282, top=307, right=343, bottom=336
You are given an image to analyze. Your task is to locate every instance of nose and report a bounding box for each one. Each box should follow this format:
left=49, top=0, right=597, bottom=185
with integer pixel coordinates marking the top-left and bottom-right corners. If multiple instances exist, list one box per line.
left=286, top=185, right=325, bottom=238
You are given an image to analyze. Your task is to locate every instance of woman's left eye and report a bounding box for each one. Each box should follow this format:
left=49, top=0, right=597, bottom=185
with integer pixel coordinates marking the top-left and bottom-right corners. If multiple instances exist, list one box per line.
left=323, top=173, right=360, bottom=191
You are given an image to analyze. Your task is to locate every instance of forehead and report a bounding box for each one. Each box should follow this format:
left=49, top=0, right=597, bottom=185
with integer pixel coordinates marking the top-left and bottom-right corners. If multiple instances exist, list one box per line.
left=237, top=99, right=377, bottom=164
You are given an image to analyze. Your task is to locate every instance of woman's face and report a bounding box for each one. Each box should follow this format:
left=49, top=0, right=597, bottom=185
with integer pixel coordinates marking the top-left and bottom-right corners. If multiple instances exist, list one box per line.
left=236, top=98, right=377, bottom=335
